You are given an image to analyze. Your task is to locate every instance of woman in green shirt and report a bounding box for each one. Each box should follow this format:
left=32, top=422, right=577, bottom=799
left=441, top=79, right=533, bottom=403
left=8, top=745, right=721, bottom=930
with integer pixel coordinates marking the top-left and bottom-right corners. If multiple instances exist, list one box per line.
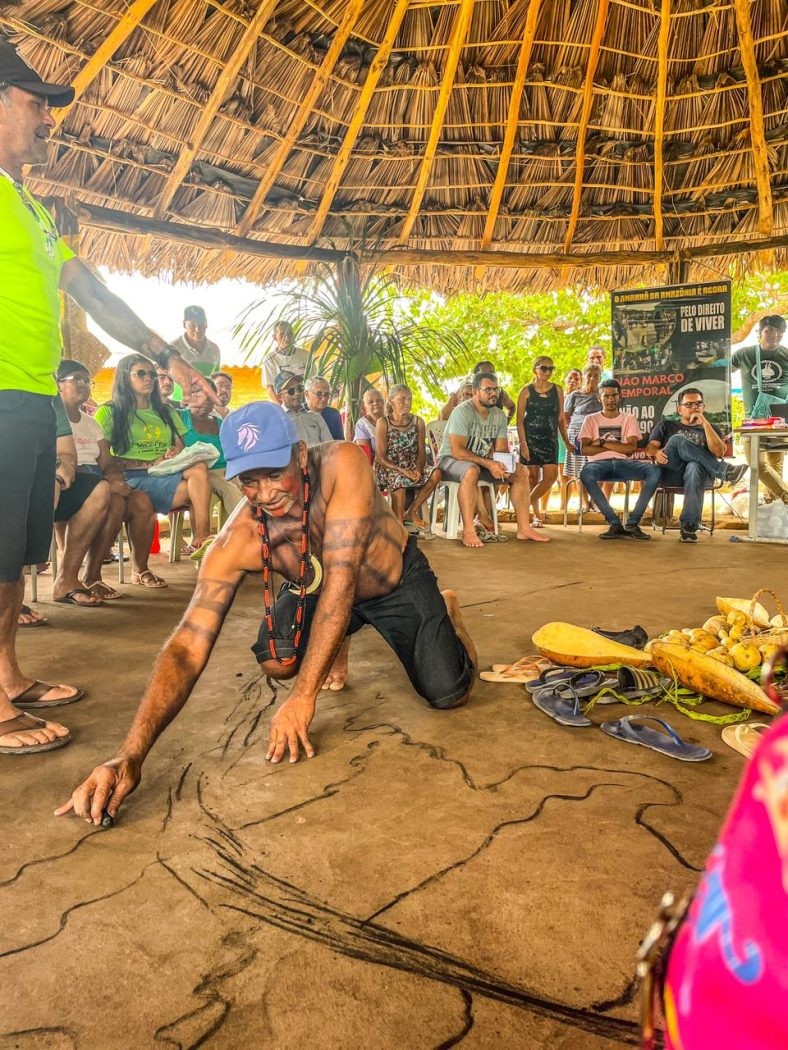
left=95, top=355, right=213, bottom=565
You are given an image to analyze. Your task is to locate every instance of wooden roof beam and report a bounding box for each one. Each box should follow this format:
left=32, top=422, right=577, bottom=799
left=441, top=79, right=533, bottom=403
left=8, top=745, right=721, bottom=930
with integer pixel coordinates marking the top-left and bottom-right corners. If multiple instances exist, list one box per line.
left=73, top=201, right=788, bottom=267
left=397, top=0, right=476, bottom=246
left=235, top=0, right=367, bottom=238
left=732, top=0, right=773, bottom=236
left=562, top=0, right=609, bottom=253
left=480, top=0, right=544, bottom=252
left=305, top=0, right=411, bottom=246
left=152, top=0, right=281, bottom=220
left=654, top=0, right=670, bottom=252
left=52, top=0, right=161, bottom=128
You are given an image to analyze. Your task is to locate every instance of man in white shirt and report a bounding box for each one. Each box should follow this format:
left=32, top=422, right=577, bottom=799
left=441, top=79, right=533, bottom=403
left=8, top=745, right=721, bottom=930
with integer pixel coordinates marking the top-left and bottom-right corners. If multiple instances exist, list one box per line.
left=579, top=380, right=661, bottom=539
left=275, top=371, right=332, bottom=446
left=262, top=321, right=309, bottom=401
left=170, top=305, right=221, bottom=378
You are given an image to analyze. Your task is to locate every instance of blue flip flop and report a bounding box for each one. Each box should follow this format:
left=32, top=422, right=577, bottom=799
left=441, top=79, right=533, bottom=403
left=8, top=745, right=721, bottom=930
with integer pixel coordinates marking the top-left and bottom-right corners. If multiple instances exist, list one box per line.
left=524, top=666, right=577, bottom=692
left=600, top=715, right=712, bottom=762
left=531, top=687, right=593, bottom=727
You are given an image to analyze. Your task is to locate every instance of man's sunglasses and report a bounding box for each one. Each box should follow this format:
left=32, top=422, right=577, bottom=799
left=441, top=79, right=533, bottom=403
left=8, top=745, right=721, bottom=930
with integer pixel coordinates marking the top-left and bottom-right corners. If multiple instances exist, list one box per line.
left=283, top=384, right=304, bottom=396
left=310, top=390, right=330, bottom=399
left=131, top=369, right=157, bottom=380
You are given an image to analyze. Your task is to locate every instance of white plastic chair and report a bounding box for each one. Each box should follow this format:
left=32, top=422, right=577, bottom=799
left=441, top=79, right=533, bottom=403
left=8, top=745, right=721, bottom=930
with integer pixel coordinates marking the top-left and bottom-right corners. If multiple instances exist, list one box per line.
left=430, top=478, right=498, bottom=540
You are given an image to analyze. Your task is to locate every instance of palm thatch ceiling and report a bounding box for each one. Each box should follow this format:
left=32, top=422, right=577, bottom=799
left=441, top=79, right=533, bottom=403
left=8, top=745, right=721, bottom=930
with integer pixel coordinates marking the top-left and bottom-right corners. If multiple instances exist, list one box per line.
left=2, top=0, right=787, bottom=292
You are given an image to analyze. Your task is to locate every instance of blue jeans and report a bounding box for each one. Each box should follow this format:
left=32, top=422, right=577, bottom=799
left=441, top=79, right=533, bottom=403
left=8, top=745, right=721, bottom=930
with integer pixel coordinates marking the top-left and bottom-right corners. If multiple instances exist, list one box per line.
left=660, top=434, right=724, bottom=530
left=580, top=459, right=662, bottom=526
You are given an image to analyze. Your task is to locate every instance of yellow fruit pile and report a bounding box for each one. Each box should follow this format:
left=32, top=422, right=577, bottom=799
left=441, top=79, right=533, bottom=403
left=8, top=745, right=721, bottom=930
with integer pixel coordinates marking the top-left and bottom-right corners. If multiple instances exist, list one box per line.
left=659, top=597, right=786, bottom=674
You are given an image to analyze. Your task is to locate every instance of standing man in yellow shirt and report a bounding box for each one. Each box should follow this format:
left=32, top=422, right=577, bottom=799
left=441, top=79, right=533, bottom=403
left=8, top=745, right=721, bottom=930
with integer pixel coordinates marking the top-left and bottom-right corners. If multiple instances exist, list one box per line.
left=0, top=40, right=215, bottom=756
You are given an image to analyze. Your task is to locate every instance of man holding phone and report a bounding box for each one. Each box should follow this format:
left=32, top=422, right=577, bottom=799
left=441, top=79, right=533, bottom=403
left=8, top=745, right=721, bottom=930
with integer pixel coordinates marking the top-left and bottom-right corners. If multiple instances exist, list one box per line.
left=639, top=388, right=747, bottom=542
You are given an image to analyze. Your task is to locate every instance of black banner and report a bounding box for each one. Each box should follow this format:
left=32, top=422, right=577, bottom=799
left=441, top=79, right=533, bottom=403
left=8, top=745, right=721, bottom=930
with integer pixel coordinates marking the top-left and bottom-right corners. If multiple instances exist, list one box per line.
left=611, top=281, right=732, bottom=438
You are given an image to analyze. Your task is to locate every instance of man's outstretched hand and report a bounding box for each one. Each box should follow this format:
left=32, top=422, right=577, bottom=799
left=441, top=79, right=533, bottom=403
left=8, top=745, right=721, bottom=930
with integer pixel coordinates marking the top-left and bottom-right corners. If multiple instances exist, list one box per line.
left=166, top=356, right=221, bottom=409
left=55, top=757, right=141, bottom=825
left=266, top=696, right=316, bottom=764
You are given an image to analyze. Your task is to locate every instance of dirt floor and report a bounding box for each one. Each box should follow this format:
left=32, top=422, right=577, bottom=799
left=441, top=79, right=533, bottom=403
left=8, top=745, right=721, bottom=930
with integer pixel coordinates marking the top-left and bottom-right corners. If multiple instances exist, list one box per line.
left=3, top=525, right=787, bottom=1049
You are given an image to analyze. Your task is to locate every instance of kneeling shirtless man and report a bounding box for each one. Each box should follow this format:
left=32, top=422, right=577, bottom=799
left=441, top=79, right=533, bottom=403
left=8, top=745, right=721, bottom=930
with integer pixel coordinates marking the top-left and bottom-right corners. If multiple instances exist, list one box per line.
left=58, top=403, right=476, bottom=825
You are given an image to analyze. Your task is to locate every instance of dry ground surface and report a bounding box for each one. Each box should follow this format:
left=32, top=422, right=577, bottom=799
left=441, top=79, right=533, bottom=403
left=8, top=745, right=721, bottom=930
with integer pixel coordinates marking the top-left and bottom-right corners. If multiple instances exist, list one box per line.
left=3, top=526, right=787, bottom=1049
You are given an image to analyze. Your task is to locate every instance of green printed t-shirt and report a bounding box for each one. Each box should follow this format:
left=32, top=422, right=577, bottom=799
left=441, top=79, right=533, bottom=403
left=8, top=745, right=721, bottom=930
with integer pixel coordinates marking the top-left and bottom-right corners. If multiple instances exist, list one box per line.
left=731, top=344, right=788, bottom=415
left=94, top=404, right=185, bottom=461
left=439, top=400, right=508, bottom=460
left=0, top=177, right=74, bottom=395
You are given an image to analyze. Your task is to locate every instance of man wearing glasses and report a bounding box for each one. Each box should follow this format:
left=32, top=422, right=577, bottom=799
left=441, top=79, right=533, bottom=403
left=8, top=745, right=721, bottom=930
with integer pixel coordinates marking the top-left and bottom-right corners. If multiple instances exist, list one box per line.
left=274, top=372, right=333, bottom=446
left=638, top=388, right=747, bottom=543
left=437, top=371, right=547, bottom=547
left=305, top=375, right=344, bottom=440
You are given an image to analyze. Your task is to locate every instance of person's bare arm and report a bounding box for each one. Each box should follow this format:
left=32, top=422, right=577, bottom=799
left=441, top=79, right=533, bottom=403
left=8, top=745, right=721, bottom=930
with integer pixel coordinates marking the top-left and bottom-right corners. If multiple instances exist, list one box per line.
left=415, top=418, right=427, bottom=474
left=59, top=259, right=218, bottom=404
left=502, top=390, right=516, bottom=422
left=373, top=417, right=396, bottom=471
left=55, top=539, right=245, bottom=824
left=556, top=388, right=571, bottom=446
left=515, top=386, right=529, bottom=460
left=449, top=432, right=509, bottom=479
left=698, top=415, right=726, bottom=458
left=266, top=445, right=377, bottom=764
left=56, top=433, right=77, bottom=489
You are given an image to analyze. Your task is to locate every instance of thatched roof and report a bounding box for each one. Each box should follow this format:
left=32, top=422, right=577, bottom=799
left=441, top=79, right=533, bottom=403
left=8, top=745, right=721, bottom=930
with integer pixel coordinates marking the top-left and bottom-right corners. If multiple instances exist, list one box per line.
left=3, top=0, right=787, bottom=292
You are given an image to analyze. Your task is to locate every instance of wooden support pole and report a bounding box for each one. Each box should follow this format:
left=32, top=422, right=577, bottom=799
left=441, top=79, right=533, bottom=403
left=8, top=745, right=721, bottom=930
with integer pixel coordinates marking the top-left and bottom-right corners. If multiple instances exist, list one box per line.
left=480, top=0, right=544, bottom=252
left=563, top=0, right=609, bottom=252
left=153, top=0, right=280, bottom=220
left=397, top=0, right=476, bottom=245
left=306, top=0, right=411, bottom=246
left=732, top=0, right=774, bottom=236
left=654, top=0, right=670, bottom=252
left=52, top=0, right=161, bottom=128
left=235, top=0, right=367, bottom=238
left=74, top=200, right=788, bottom=269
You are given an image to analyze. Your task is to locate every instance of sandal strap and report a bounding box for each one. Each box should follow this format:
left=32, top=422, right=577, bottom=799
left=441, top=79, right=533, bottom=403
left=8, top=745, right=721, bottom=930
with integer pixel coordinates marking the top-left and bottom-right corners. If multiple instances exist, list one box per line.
left=621, top=714, right=684, bottom=746
left=0, top=712, right=46, bottom=735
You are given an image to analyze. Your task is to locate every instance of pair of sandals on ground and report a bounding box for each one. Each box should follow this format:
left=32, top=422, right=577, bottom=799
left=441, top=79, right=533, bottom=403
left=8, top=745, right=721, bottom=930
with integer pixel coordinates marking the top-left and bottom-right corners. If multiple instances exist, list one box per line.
left=0, top=678, right=82, bottom=756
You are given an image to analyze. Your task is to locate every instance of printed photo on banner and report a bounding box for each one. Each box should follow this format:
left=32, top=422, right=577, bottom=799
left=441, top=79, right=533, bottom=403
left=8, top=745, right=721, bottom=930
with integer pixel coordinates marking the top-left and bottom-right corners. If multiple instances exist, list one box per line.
left=611, top=281, right=732, bottom=437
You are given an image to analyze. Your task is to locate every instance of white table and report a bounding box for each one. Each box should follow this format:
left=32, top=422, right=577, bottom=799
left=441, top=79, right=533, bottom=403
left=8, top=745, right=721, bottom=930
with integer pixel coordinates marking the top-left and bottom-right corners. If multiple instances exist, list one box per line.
left=735, top=427, right=788, bottom=543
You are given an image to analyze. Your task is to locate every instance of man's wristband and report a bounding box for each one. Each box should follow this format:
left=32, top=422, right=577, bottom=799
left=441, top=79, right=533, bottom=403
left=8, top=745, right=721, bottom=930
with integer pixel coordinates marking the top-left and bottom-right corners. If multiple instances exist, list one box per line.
left=153, top=345, right=180, bottom=369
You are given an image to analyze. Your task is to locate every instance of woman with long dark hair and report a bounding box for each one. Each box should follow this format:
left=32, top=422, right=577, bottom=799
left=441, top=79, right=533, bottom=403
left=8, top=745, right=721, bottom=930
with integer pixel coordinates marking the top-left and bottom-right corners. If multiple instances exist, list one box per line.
left=94, top=355, right=213, bottom=574
left=516, top=356, right=570, bottom=527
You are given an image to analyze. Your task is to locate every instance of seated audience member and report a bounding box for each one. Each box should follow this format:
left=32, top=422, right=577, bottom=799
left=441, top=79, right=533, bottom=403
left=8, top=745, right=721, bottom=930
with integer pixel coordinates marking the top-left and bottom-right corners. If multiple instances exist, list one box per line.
left=439, top=381, right=474, bottom=421
left=275, top=371, right=333, bottom=445
left=95, top=355, right=214, bottom=562
left=51, top=395, right=110, bottom=606
left=156, top=367, right=183, bottom=410
left=170, top=305, right=221, bottom=378
left=637, top=388, right=747, bottom=543
left=374, top=385, right=441, bottom=531
left=579, top=380, right=661, bottom=540
left=354, top=388, right=385, bottom=460
left=211, top=371, right=234, bottom=418
left=181, top=380, right=244, bottom=516
left=438, top=371, right=547, bottom=547
left=262, top=321, right=309, bottom=402
left=56, top=360, right=161, bottom=594
left=473, top=360, right=516, bottom=422
left=563, top=364, right=602, bottom=509
left=305, top=376, right=344, bottom=439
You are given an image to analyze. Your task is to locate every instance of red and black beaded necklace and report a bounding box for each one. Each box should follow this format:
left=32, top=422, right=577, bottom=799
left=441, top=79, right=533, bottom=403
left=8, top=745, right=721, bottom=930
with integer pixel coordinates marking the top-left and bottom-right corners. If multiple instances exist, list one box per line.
left=256, top=469, right=312, bottom=666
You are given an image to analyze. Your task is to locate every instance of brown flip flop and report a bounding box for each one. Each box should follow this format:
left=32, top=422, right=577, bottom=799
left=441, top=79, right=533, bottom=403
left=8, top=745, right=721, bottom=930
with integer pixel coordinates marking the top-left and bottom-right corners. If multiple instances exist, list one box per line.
left=10, top=680, right=84, bottom=709
left=18, top=604, right=48, bottom=627
left=0, top=712, right=71, bottom=755
left=53, top=588, right=104, bottom=607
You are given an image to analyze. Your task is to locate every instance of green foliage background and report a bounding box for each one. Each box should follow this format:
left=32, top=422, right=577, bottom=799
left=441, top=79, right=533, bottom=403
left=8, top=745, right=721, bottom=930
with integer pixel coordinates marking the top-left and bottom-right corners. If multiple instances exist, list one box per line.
left=403, top=271, right=788, bottom=421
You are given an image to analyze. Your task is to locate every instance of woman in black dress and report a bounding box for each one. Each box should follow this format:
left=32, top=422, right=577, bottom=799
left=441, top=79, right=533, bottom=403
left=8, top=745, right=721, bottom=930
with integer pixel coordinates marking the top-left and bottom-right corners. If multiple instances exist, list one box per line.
left=516, top=356, right=570, bottom=526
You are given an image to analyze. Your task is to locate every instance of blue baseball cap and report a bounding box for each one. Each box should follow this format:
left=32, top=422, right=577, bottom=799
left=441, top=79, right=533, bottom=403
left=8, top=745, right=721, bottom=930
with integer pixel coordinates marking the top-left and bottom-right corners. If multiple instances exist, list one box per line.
left=221, top=402, right=300, bottom=479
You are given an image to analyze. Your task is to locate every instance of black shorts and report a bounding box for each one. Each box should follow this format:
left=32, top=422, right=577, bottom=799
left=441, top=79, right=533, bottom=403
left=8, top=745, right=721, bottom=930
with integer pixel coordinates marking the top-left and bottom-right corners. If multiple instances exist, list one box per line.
left=0, top=391, right=57, bottom=582
left=54, top=471, right=105, bottom=522
left=253, top=536, right=474, bottom=709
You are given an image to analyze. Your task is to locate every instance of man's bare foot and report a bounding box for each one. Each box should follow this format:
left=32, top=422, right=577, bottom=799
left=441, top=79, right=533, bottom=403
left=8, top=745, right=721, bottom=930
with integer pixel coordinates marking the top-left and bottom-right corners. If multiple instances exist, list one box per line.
left=322, top=638, right=350, bottom=691
left=409, top=513, right=430, bottom=529
left=516, top=526, right=551, bottom=542
left=52, top=578, right=103, bottom=605
left=442, top=589, right=477, bottom=704
left=461, top=529, right=484, bottom=548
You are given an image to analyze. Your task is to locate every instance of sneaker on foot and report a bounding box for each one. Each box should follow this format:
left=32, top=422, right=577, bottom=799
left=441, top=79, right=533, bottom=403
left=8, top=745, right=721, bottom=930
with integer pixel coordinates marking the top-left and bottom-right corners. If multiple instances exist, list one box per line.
left=724, top=463, right=748, bottom=486
left=625, top=523, right=651, bottom=540
left=599, top=523, right=631, bottom=539
left=680, top=526, right=698, bottom=543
